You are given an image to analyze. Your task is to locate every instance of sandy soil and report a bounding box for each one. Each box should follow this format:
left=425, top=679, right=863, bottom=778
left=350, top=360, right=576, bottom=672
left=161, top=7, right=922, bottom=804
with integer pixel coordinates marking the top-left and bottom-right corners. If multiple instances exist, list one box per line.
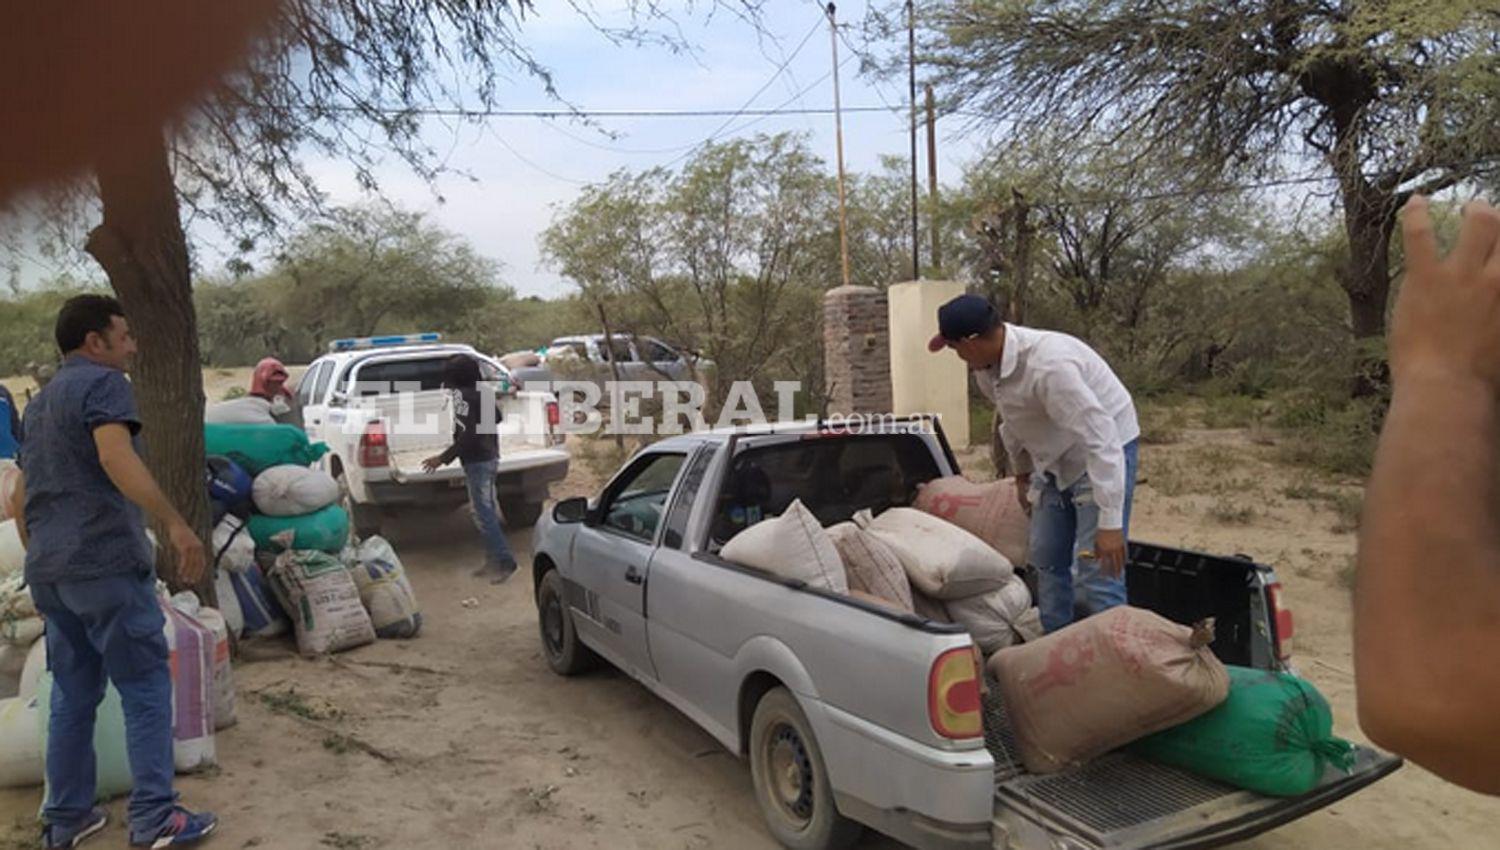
left=3, top=424, right=1498, bottom=849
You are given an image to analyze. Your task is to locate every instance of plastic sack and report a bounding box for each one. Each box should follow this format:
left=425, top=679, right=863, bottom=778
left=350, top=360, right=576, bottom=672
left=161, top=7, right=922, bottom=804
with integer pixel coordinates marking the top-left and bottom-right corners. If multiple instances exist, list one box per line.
left=913, top=476, right=1032, bottom=567
left=192, top=608, right=237, bottom=730
left=162, top=598, right=217, bottom=772
left=203, top=423, right=328, bottom=476
left=213, top=570, right=244, bottom=640
left=988, top=606, right=1230, bottom=774
left=211, top=516, right=256, bottom=575
left=946, top=577, right=1042, bottom=655
left=253, top=465, right=340, bottom=517
left=721, top=500, right=848, bottom=594
left=0, top=573, right=41, bottom=647
left=248, top=504, right=350, bottom=553
left=0, top=460, right=19, bottom=523
left=857, top=508, right=1012, bottom=600
left=825, top=522, right=913, bottom=612
left=0, top=518, right=23, bottom=579
left=351, top=537, right=422, bottom=639
left=38, top=673, right=132, bottom=800
left=0, top=694, right=42, bottom=788
left=205, top=455, right=254, bottom=522
left=229, top=562, right=289, bottom=639
left=1129, top=666, right=1356, bottom=796
left=268, top=550, right=376, bottom=656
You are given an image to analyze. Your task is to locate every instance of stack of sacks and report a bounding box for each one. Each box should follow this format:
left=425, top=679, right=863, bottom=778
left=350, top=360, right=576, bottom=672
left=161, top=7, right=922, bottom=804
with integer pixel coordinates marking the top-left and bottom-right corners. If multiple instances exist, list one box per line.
left=267, top=546, right=376, bottom=657
left=203, top=423, right=345, bottom=555
left=988, top=606, right=1230, bottom=773
left=913, top=475, right=1032, bottom=567
left=720, top=500, right=847, bottom=593
left=349, top=536, right=422, bottom=639
left=824, top=520, right=912, bottom=612
left=0, top=574, right=42, bottom=652
left=855, top=508, right=1040, bottom=654
left=169, top=592, right=237, bottom=730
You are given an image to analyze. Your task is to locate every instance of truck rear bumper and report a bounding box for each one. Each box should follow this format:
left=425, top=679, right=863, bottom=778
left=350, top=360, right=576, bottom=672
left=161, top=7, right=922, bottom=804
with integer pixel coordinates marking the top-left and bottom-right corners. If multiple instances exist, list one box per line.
left=364, top=451, right=570, bottom=507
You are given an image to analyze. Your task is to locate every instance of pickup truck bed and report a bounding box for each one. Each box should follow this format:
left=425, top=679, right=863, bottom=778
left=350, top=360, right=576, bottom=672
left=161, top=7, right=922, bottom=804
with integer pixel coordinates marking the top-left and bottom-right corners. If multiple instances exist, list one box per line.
left=979, top=543, right=1401, bottom=850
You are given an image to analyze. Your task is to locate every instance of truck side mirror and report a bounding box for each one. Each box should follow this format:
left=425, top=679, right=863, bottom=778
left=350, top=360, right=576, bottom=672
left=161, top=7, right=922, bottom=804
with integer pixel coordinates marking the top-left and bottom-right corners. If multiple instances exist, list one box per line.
left=553, top=497, right=589, bottom=525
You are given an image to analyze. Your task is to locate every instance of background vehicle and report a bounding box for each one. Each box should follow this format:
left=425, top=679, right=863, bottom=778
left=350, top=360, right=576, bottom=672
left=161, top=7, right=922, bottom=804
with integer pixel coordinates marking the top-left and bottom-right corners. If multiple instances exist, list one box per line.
left=506, top=333, right=707, bottom=391
left=299, top=333, right=568, bottom=536
left=530, top=418, right=1398, bottom=850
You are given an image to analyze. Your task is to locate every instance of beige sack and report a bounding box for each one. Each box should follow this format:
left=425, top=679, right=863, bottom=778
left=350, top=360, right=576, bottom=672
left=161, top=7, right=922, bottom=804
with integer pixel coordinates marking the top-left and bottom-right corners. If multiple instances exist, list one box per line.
left=721, top=500, right=847, bottom=594
left=914, top=476, right=1032, bottom=567
left=946, top=577, right=1041, bottom=654
left=858, top=508, right=1012, bottom=600
left=912, top=592, right=951, bottom=623
left=826, top=522, right=913, bottom=612
left=988, top=606, right=1230, bottom=774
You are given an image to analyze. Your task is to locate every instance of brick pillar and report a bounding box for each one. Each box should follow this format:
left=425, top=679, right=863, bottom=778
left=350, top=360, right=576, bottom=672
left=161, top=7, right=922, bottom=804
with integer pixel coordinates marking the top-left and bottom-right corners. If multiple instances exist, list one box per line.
left=823, top=285, right=893, bottom=416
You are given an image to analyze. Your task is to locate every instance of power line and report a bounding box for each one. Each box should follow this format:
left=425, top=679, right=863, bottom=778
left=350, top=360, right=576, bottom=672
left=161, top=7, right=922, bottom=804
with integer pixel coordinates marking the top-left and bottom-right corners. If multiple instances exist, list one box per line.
left=307, top=104, right=894, bottom=119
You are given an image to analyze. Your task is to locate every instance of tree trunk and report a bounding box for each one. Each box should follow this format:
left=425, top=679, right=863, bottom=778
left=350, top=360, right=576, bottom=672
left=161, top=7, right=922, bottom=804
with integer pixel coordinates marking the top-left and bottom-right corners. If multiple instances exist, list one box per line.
left=1339, top=187, right=1398, bottom=400
left=86, top=125, right=213, bottom=599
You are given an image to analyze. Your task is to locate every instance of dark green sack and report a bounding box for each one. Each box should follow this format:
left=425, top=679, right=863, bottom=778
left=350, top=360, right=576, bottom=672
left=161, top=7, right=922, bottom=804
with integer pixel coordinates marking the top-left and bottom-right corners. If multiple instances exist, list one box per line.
left=204, top=424, right=328, bottom=475
left=1128, top=665, right=1355, bottom=796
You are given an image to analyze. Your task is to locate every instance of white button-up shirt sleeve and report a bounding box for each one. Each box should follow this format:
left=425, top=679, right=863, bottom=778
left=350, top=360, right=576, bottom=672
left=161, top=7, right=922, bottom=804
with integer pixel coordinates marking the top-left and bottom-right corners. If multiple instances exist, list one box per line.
left=1037, top=362, right=1128, bottom=529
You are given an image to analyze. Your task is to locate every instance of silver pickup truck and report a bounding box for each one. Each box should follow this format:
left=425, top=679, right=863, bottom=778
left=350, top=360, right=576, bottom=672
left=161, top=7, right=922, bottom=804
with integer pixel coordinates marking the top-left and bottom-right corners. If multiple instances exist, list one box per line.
left=530, top=418, right=1399, bottom=850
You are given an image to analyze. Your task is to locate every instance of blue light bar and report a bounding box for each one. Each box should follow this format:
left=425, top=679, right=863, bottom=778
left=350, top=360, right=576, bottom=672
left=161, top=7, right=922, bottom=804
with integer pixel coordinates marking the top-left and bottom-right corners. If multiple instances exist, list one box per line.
left=328, top=332, right=443, bottom=353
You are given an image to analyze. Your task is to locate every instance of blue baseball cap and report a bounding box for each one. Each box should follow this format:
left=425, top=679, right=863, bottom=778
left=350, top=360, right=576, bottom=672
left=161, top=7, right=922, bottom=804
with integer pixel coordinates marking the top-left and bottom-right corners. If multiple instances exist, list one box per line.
left=928, top=294, right=1001, bottom=352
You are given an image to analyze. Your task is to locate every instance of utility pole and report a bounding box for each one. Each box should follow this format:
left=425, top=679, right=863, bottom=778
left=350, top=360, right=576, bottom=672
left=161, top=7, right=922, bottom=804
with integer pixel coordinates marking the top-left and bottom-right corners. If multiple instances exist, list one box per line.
left=828, top=3, right=852, bottom=289
left=906, top=0, right=920, bottom=281
left=925, top=84, right=941, bottom=274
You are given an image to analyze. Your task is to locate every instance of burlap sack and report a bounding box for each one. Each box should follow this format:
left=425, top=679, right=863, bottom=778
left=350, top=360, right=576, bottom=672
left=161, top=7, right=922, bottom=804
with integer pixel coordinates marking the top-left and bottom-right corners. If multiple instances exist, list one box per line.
left=858, top=508, right=1012, bottom=600
left=826, top=522, right=913, bottom=612
left=946, top=577, right=1042, bottom=654
left=914, top=476, right=1032, bottom=567
left=721, top=500, right=847, bottom=593
left=988, top=606, right=1230, bottom=774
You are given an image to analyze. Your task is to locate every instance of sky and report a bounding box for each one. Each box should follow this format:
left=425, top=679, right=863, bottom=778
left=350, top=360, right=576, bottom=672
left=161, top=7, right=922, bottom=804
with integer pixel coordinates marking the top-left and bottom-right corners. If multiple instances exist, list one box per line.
left=211, top=0, right=984, bottom=299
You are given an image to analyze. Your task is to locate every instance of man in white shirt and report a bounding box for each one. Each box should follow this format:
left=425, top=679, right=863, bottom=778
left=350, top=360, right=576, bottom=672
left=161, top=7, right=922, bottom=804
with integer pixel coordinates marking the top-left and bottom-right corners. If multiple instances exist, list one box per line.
left=929, top=295, right=1140, bottom=632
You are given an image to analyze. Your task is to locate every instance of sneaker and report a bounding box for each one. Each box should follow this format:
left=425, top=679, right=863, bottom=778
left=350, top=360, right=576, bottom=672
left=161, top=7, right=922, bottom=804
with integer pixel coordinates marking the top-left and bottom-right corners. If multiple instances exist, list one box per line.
left=130, top=807, right=217, bottom=849
left=473, top=562, right=518, bottom=584
left=43, top=807, right=108, bottom=849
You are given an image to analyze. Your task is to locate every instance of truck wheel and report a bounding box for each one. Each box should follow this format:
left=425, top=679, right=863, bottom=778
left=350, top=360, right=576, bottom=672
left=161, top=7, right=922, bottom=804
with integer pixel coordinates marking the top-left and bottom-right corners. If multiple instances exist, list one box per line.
left=537, top=569, right=598, bottom=676
left=501, top=498, right=544, bottom=530
left=749, top=687, right=863, bottom=850
left=337, top=473, right=382, bottom=540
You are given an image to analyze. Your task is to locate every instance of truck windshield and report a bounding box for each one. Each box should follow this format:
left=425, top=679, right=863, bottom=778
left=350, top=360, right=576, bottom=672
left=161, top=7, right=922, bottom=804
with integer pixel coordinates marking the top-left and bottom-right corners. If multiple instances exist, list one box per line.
left=710, top=434, right=942, bottom=546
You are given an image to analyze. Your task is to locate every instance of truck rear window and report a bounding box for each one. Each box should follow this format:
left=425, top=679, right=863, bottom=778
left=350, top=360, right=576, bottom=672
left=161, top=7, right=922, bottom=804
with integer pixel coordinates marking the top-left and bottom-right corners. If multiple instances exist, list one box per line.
left=710, top=434, right=942, bottom=545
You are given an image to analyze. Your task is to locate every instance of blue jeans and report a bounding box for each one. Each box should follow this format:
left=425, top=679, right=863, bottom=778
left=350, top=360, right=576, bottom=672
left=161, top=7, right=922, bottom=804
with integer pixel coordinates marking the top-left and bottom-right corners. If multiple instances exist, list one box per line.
left=464, top=460, right=516, bottom=569
left=29, top=573, right=176, bottom=837
left=1029, top=440, right=1139, bottom=633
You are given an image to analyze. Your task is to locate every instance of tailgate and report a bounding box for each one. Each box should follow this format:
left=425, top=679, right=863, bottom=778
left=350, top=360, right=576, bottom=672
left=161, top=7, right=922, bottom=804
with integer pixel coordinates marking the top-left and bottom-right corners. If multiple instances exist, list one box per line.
left=985, top=693, right=1401, bottom=850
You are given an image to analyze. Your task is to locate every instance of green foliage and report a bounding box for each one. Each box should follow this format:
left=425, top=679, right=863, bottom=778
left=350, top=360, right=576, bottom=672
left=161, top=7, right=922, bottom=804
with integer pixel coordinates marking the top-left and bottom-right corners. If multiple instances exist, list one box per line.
left=0, top=279, right=105, bottom=376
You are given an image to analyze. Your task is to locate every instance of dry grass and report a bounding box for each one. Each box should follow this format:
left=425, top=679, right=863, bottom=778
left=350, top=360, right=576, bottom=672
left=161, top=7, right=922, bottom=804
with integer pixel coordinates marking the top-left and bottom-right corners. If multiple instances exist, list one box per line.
left=1206, top=498, right=1258, bottom=525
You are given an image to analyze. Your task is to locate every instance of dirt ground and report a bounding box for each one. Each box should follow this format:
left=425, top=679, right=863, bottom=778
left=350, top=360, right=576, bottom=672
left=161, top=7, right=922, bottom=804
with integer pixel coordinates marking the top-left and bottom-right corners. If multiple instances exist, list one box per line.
left=4, top=417, right=1499, bottom=849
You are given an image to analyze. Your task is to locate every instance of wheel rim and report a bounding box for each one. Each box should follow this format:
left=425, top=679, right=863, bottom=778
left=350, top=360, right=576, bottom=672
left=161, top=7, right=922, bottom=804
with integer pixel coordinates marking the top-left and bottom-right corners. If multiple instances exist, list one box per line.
left=762, top=722, right=815, bottom=826
left=541, top=590, right=566, bottom=659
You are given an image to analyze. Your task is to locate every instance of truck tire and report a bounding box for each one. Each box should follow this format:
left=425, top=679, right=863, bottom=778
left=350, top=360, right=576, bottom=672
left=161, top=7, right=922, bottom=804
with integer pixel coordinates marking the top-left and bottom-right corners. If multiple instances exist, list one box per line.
left=749, top=687, right=863, bottom=850
left=501, top=498, right=544, bottom=530
left=337, top=472, right=382, bottom=540
left=537, top=569, right=598, bottom=676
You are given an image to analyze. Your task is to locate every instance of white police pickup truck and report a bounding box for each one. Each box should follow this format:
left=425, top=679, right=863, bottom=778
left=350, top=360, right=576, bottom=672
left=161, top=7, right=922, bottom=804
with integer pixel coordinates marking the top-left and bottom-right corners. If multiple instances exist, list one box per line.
left=298, top=333, right=568, bottom=537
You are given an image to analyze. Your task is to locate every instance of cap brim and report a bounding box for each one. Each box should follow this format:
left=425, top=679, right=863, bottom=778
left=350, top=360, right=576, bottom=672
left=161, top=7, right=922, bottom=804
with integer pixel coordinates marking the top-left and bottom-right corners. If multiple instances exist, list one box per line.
left=927, top=333, right=949, bottom=353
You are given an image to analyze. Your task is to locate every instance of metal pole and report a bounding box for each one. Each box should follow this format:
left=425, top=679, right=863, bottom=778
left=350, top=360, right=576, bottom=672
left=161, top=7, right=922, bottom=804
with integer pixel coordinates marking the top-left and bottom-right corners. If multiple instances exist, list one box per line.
left=907, top=0, right=920, bottom=281
left=925, top=83, right=941, bottom=273
left=828, top=3, right=852, bottom=289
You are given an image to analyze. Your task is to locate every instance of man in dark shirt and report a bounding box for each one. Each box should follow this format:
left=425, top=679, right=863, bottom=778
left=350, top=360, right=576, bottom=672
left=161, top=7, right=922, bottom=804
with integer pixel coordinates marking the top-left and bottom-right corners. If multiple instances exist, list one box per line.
left=423, top=354, right=517, bottom=583
left=11, top=295, right=218, bottom=848
left=0, top=382, right=20, bottom=459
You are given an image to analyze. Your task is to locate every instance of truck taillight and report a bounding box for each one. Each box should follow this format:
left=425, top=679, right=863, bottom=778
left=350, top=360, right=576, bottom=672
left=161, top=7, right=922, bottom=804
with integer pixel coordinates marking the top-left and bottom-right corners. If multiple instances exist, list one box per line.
left=358, top=422, right=389, bottom=468
left=1267, top=582, right=1294, bottom=661
left=929, top=647, right=983, bottom=739
left=546, top=400, right=560, bottom=428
